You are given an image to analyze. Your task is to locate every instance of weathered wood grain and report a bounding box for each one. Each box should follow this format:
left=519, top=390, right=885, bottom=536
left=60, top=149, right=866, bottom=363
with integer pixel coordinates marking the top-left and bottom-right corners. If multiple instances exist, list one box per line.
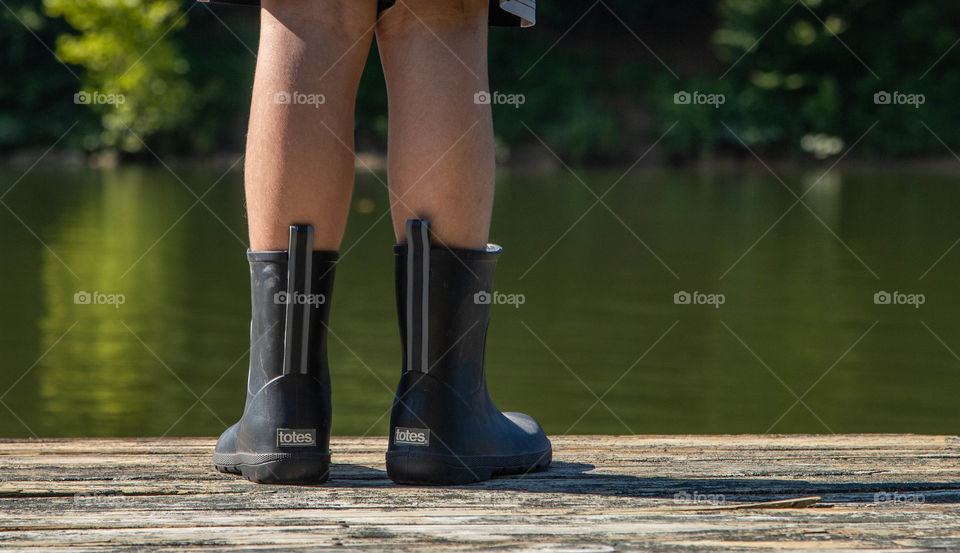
left=1, top=435, right=958, bottom=551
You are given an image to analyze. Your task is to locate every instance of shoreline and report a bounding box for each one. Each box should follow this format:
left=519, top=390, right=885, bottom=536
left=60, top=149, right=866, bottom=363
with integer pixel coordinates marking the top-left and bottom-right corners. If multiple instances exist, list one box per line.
left=4, top=148, right=960, bottom=176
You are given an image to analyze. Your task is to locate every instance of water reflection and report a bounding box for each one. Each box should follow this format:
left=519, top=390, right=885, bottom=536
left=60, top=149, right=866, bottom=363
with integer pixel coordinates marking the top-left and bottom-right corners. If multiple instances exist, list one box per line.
left=1, top=164, right=958, bottom=437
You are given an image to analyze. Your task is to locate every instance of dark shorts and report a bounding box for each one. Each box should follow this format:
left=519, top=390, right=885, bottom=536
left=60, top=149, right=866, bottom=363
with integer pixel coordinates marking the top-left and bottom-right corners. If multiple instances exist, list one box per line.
left=202, top=0, right=535, bottom=27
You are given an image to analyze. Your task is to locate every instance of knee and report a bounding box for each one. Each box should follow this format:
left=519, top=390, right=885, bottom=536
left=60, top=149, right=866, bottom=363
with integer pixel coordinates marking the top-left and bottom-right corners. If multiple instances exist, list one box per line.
left=376, top=0, right=487, bottom=39
left=262, top=0, right=375, bottom=40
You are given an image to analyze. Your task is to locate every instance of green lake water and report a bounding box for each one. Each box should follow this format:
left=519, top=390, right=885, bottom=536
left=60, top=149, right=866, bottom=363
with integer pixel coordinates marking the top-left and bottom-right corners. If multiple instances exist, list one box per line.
left=1, top=163, right=958, bottom=438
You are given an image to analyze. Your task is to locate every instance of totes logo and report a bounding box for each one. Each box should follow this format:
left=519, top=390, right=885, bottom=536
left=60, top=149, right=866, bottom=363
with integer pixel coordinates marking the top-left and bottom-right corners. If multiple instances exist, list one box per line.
left=393, top=427, right=430, bottom=446
left=276, top=428, right=316, bottom=447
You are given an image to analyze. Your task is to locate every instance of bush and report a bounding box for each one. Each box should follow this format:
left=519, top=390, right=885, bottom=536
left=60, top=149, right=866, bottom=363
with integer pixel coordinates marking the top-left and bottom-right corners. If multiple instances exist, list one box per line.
left=8, top=0, right=960, bottom=161
left=697, top=0, right=960, bottom=158
left=45, top=0, right=193, bottom=152
left=0, top=0, right=98, bottom=151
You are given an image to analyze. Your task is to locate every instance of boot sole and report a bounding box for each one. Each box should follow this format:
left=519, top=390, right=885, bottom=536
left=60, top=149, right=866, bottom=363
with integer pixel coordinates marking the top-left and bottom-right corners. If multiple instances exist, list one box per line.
left=385, top=447, right=552, bottom=485
left=213, top=452, right=330, bottom=484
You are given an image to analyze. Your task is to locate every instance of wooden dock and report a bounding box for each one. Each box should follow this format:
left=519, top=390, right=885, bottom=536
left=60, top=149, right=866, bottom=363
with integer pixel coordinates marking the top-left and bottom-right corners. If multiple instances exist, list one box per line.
left=2, top=435, right=959, bottom=551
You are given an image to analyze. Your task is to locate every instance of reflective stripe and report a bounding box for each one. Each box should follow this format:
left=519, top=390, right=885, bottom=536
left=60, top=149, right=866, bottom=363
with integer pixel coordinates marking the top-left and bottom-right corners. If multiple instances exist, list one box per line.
left=282, top=225, right=313, bottom=375
left=299, top=227, right=313, bottom=375
left=406, top=232, right=414, bottom=373
left=406, top=220, right=430, bottom=373
left=419, top=225, right=430, bottom=374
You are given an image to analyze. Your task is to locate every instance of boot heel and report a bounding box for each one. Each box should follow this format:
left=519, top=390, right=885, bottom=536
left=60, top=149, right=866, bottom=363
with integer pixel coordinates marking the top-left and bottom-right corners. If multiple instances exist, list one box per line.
left=238, top=454, right=331, bottom=484
left=214, top=373, right=332, bottom=484
left=386, top=450, right=492, bottom=485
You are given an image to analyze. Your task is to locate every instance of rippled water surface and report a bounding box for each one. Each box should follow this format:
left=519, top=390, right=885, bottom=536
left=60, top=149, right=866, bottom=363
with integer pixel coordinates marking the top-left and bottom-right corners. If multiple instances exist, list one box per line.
left=1, top=163, right=958, bottom=437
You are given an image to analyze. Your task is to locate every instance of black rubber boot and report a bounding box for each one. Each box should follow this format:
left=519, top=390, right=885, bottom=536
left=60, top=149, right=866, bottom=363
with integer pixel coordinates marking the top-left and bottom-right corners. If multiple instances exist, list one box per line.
left=213, top=225, right=336, bottom=484
left=386, top=220, right=552, bottom=485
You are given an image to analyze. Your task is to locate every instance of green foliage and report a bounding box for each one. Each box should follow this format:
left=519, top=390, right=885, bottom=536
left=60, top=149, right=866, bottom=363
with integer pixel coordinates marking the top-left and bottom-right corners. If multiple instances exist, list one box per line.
left=700, top=0, right=960, bottom=158
left=0, top=0, right=99, bottom=151
left=44, top=0, right=192, bottom=151
left=5, top=0, right=960, bottom=160
left=485, top=1, right=685, bottom=162
left=166, top=6, right=256, bottom=155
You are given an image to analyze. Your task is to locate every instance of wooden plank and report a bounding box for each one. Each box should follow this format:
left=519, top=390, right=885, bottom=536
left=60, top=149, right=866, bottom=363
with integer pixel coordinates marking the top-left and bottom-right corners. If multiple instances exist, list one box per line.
left=0, top=435, right=958, bottom=551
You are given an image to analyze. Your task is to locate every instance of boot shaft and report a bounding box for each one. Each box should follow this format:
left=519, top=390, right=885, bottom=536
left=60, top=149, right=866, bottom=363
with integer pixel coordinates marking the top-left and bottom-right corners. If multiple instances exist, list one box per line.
left=246, top=226, right=337, bottom=401
left=393, top=220, right=501, bottom=387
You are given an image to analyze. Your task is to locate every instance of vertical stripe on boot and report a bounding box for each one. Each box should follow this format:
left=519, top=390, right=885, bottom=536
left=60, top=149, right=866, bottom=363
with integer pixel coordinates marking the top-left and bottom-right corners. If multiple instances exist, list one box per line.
left=406, top=220, right=430, bottom=373
left=283, top=224, right=313, bottom=375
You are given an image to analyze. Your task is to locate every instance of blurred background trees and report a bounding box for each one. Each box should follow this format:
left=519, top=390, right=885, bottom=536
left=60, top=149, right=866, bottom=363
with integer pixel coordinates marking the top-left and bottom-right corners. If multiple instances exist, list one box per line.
left=1, top=0, right=958, bottom=163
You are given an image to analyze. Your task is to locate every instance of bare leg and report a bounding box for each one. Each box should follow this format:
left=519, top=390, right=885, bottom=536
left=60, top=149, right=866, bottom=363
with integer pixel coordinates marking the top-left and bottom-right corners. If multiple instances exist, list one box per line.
left=245, top=0, right=376, bottom=251
left=376, top=0, right=495, bottom=249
